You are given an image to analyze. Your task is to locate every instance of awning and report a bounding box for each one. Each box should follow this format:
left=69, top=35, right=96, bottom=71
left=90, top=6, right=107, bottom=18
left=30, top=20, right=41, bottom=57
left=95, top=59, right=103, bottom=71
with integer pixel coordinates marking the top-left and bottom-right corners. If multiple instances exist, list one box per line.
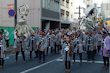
left=61, top=21, right=73, bottom=24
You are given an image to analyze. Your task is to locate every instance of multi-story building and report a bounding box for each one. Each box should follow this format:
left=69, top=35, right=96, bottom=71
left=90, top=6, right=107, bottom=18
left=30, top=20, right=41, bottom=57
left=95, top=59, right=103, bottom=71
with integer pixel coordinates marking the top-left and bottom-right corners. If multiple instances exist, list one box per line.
left=86, top=0, right=93, bottom=8
left=102, top=0, right=110, bottom=19
left=41, top=0, right=61, bottom=30
left=60, top=0, right=74, bottom=28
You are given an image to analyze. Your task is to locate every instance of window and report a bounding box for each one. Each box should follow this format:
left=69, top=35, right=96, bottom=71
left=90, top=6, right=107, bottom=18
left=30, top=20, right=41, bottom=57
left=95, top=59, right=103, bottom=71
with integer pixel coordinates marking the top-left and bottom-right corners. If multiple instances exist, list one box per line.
left=87, top=5, right=90, bottom=8
left=71, top=2, right=72, bottom=6
left=71, top=15, right=72, bottom=18
left=42, top=0, right=45, bottom=8
left=83, top=0, right=85, bottom=4
left=66, top=2, right=69, bottom=8
left=48, top=0, right=50, bottom=9
left=83, top=8, right=85, bottom=13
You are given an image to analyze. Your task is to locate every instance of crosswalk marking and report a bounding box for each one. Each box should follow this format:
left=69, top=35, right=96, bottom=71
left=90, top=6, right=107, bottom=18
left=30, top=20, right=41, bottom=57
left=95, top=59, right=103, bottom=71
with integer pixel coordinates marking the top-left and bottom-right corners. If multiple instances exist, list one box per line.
left=20, top=57, right=62, bottom=73
left=56, top=59, right=104, bottom=63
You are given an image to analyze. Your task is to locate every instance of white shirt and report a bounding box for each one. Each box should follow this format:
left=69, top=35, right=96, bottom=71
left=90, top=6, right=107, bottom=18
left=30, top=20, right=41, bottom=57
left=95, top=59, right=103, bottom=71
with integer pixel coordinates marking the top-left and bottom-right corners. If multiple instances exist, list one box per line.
left=65, top=46, right=69, bottom=51
left=14, top=32, right=17, bottom=39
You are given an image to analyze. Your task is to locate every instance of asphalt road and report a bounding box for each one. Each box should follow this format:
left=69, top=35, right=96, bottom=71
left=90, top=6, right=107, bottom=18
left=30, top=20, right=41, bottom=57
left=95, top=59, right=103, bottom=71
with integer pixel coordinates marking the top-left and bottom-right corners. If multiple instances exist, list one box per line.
left=0, top=51, right=109, bottom=73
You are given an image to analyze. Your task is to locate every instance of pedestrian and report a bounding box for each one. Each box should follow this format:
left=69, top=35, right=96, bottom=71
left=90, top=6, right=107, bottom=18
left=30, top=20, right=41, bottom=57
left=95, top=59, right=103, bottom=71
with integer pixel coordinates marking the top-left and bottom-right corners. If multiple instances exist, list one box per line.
left=38, top=32, right=47, bottom=63
left=99, top=31, right=110, bottom=69
left=85, top=31, right=95, bottom=62
left=14, top=30, right=18, bottom=41
left=28, top=32, right=38, bottom=60
left=46, top=31, right=55, bottom=56
left=61, top=35, right=72, bottom=73
left=72, top=32, right=83, bottom=64
left=0, top=32, right=7, bottom=69
left=4, top=30, right=10, bottom=48
left=1, top=29, right=5, bottom=39
left=97, top=31, right=102, bottom=53
left=13, top=33, right=26, bottom=63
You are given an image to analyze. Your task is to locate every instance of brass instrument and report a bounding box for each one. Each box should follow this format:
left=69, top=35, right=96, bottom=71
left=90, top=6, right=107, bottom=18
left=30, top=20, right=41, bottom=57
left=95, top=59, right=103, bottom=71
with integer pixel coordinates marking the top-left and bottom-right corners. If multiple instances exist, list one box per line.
left=69, top=44, right=73, bottom=55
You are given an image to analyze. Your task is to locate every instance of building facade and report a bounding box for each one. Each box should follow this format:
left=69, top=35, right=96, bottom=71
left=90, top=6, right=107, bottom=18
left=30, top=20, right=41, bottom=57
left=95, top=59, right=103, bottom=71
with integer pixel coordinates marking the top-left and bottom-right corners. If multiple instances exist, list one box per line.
left=102, top=0, right=110, bottom=19
left=41, top=0, right=61, bottom=30
left=0, top=0, right=41, bottom=45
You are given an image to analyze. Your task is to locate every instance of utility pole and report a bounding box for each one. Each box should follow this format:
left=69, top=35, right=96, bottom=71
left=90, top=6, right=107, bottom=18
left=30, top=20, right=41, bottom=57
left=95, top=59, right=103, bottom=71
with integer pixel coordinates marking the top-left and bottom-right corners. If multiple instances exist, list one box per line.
left=79, top=6, right=81, bottom=18
left=14, top=0, right=17, bottom=27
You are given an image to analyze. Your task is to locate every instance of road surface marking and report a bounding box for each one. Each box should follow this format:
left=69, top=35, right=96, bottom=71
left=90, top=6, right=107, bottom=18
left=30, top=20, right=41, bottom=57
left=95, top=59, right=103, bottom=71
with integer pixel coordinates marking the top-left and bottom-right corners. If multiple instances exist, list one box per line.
left=56, top=59, right=104, bottom=63
left=20, top=57, right=62, bottom=73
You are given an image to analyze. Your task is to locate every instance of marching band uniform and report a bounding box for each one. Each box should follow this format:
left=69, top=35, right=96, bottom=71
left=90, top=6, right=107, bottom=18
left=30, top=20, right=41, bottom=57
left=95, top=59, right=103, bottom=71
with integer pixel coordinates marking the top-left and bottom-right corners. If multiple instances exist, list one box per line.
left=13, top=35, right=26, bottom=63
left=38, top=35, right=47, bottom=63
left=61, top=41, right=72, bottom=73
left=28, top=34, right=38, bottom=60
left=0, top=37, right=7, bottom=69
left=85, top=32, right=95, bottom=62
left=72, top=36, right=83, bottom=64
left=99, top=33, right=110, bottom=69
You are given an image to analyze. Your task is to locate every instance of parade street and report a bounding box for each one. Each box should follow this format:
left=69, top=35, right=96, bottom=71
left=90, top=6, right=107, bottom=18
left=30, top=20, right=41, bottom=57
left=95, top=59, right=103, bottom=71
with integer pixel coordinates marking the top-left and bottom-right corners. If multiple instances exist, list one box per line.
left=0, top=52, right=109, bottom=73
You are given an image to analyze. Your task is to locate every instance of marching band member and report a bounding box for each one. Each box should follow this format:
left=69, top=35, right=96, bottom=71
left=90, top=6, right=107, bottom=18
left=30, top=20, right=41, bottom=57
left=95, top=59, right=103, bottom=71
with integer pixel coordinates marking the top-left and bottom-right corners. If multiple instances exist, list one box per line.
left=99, top=31, right=110, bottom=69
left=28, top=32, right=38, bottom=60
left=85, top=31, right=95, bottom=62
left=0, top=32, right=7, bottom=69
left=61, top=35, right=72, bottom=73
left=13, top=33, right=26, bottom=63
left=38, top=32, right=47, bottom=63
left=72, top=32, right=83, bottom=64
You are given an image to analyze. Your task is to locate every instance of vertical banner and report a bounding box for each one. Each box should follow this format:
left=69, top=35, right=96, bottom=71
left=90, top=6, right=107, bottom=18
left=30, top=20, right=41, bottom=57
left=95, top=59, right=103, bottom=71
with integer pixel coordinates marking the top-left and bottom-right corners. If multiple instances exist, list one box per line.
left=8, top=4, right=14, bottom=10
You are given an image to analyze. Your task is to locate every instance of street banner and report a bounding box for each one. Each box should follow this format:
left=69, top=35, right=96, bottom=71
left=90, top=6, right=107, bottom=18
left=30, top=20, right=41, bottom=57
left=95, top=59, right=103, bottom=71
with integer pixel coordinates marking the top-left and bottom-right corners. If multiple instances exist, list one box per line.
left=8, top=5, right=14, bottom=10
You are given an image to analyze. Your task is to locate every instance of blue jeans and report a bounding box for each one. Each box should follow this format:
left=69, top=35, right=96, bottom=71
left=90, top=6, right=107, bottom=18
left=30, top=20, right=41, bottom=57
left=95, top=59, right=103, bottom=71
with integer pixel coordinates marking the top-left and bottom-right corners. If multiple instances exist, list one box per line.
left=87, top=51, right=94, bottom=60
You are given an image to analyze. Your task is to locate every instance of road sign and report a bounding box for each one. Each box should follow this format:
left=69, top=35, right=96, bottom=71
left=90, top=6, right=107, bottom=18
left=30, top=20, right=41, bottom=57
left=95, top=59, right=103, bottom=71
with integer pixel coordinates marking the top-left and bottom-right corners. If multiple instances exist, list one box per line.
left=8, top=9, right=15, bottom=17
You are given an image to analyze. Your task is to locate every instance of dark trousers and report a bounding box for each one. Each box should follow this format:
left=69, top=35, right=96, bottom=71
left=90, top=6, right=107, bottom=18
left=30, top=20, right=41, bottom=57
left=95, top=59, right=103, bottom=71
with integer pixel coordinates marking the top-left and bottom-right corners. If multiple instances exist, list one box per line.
left=54, top=42, right=59, bottom=53
left=0, top=58, right=4, bottom=66
left=47, top=47, right=52, bottom=54
left=65, top=61, right=70, bottom=69
left=30, top=51, right=38, bottom=59
left=73, top=53, right=82, bottom=62
left=103, top=57, right=109, bottom=67
left=93, top=50, right=96, bottom=55
left=39, top=51, right=45, bottom=61
left=97, top=46, right=101, bottom=53
left=87, top=51, right=94, bottom=60
left=6, top=40, right=9, bottom=47
left=16, top=51, right=25, bottom=61
left=65, top=51, right=71, bottom=69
